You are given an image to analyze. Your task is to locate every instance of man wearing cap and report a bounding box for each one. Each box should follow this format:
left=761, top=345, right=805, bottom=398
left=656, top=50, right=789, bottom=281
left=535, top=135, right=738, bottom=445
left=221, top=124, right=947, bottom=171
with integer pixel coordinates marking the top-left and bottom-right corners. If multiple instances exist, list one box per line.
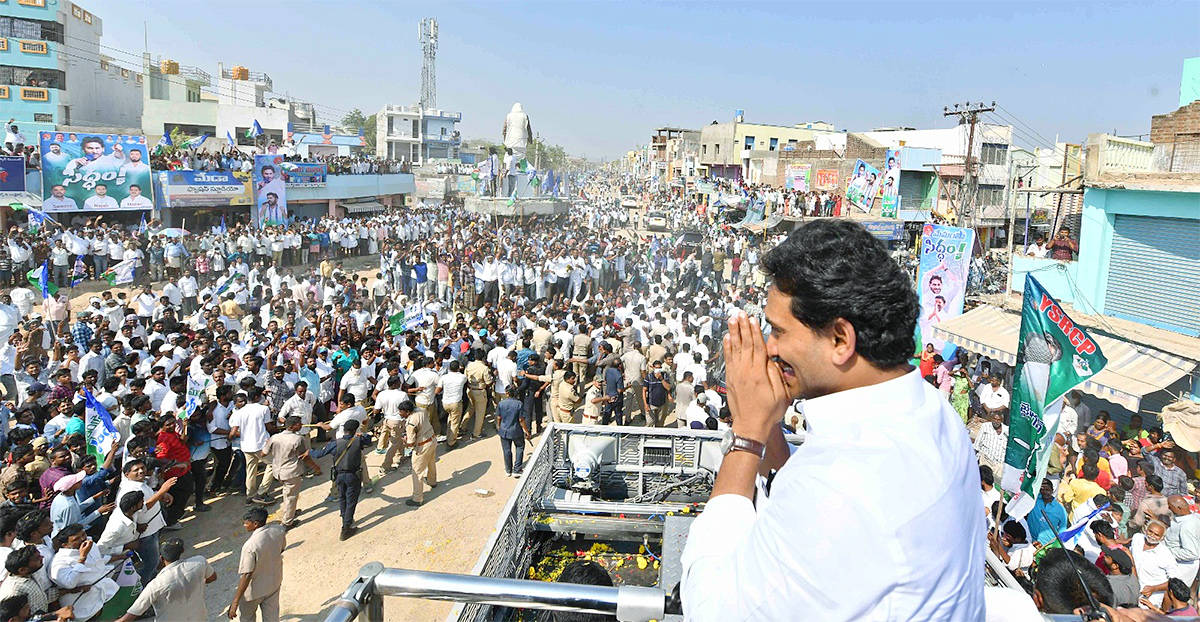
left=309, top=418, right=371, bottom=540
left=117, top=538, right=216, bottom=622
left=49, top=471, right=114, bottom=535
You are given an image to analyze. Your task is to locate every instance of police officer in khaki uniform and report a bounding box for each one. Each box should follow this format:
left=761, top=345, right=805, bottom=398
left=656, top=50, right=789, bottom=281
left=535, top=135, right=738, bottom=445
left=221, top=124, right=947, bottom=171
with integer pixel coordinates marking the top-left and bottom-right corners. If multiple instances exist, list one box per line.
left=405, top=396, right=437, bottom=507
left=464, top=351, right=494, bottom=438
left=555, top=370, right=582, bottom=424
left=571, top=324, right=592, bottom=382
left=261, top=416, right=321, bottom=528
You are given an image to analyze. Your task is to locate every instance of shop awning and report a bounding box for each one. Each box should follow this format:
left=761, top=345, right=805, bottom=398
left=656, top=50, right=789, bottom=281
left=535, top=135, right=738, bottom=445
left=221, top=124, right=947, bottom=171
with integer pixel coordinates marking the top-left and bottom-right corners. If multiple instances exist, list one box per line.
left=932, top=306, right=1197, bottom=412
left=340, top=201, right=385, bottom=214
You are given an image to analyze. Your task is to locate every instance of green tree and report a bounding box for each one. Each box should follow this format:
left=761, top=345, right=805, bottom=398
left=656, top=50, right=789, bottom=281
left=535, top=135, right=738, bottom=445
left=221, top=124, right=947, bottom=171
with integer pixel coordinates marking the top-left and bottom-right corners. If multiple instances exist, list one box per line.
left=341, top=108, right=377, bottom=152
left=528, top=137, right=567, bottom=171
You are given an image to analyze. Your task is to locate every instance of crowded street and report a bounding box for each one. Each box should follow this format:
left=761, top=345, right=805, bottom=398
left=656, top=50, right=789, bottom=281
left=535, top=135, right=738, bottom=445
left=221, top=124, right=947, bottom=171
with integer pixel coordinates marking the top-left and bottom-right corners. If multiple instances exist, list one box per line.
left=0, top=2, right=1198, bottom=621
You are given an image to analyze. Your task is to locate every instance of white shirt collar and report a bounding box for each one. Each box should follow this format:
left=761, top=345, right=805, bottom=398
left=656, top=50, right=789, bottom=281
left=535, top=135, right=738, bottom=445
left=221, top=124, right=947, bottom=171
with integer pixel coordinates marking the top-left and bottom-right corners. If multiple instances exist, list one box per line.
left=800, top=369, right=925, bottom=440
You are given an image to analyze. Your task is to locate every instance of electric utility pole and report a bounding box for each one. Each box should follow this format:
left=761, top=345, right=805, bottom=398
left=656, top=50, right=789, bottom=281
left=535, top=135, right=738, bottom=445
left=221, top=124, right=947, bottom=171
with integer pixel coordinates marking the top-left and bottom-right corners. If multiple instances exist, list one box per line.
left=943, top=101, right=995, bottom=227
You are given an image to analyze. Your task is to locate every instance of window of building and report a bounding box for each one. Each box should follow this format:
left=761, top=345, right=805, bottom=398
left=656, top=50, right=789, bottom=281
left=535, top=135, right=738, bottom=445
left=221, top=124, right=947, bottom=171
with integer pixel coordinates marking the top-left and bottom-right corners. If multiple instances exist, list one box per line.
left=977, top=184, right=1005, bottom=207
left=0, top=66, right=65, bottom=90
left=186, top=86, right=201, bottom=103
left=702, top=144, right=707, bottom=156
left=715, top=143, right=720, bottom=155
left=980, top=143, right=1008, bottom=166
left=0, top=17, right=61, bottom=41
left=412, top=119, right=419, bottom=137
left=743, top=136, right=755, bottom=150
left=769, top=138, right=778, bottom=151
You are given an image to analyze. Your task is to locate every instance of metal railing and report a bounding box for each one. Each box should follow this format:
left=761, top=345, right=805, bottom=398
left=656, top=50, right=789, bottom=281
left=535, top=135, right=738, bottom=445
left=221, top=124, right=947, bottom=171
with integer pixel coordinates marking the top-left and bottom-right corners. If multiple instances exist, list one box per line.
left=324, top=563, right=674, bottom=622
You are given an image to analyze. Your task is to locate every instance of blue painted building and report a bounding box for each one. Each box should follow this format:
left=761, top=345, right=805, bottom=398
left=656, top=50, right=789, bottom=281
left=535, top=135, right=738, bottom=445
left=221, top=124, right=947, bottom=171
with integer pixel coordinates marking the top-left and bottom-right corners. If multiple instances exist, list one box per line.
left=0, top=1, right=142, bottom=135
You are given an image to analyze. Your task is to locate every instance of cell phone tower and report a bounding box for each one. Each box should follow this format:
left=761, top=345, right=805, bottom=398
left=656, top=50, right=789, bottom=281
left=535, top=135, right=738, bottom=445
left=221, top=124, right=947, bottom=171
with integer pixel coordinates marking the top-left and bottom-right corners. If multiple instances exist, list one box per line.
left=419, top=18, right=438, bottom=110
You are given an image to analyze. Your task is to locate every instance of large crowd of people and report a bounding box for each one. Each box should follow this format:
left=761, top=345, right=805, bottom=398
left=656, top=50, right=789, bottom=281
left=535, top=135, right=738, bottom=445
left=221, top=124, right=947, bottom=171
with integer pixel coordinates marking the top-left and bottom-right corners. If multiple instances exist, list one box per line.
left=0, top=171, right=795, bottom=620
left=0, top=154, right=1187, bottom=620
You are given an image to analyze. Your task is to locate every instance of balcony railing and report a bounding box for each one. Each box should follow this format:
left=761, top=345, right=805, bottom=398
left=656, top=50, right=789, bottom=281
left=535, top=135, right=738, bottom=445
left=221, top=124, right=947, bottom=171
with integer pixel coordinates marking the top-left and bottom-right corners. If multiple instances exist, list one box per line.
left=1084, top=133, right=1154, bottom=177
left=178, top=65, right=212, bottom=87
left=220, top=68, right=273, bottom=91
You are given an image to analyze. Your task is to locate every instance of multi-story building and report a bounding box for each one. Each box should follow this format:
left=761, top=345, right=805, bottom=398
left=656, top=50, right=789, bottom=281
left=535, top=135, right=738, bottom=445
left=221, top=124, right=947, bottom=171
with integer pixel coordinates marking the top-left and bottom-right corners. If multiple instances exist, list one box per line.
left=142, top=57, right=295, bottom=148
left=697, top=114, right=836, bottom=181
left=375, top=104, right=462, bottom=165
left=1, top=0, right=142, bottom=135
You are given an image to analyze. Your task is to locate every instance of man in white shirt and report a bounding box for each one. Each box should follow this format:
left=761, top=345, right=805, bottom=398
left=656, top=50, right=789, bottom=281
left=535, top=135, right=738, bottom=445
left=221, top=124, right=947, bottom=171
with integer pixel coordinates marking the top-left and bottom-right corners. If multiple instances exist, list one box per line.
left=228, top=389, right=275, bottom=504
left=119, top=184, right=153, bottom=210
left=42, top=184, right=79, bottom=212
left=83, top=184, right=119, bottom=210
left=438, top=361, right=468, bottom=446
left=975, top=375, right=1010, bottom=421
left=407, top=357, right=442, bottom=437
left=680, top=221, right=983, bottom=620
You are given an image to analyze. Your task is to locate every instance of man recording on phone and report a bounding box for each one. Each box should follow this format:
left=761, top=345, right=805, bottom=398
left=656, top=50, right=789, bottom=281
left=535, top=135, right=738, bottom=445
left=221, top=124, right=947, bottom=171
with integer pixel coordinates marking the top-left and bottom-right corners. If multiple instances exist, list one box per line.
left=680, top=219, right=984, bottom=621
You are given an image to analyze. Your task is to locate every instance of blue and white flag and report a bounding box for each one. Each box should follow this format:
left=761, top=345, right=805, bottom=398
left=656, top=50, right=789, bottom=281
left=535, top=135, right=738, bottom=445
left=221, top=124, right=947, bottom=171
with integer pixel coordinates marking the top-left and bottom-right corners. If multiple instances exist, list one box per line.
left=82, top=388, right=119, bottom=460
left=26, top=261, right=54, bottom=299
left=248, top=120, right=264, bottom=138
left=157, top=133, right=173, bottom=148
left=138, top=213, right=147, bottom=234
left=70, top=255, right=87, bottom=288
left=227, top=131, right=237, bottom=146
left=218, top=214, right=228, bottom=234
left=1058, top=502, right=1111, bottom=546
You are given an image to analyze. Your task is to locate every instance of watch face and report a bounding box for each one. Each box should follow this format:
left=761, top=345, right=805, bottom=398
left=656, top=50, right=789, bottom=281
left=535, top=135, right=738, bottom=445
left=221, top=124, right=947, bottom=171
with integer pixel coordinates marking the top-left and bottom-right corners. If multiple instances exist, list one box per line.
left=719, top=428, right=734, bottom=454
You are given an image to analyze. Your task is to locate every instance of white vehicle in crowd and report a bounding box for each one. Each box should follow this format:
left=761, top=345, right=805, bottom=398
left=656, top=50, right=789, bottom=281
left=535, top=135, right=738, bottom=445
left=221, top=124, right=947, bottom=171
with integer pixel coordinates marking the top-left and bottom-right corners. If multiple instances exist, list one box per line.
left=621, top=195, right=639, bottom=210
left=645, top=211, right=668, bottom=232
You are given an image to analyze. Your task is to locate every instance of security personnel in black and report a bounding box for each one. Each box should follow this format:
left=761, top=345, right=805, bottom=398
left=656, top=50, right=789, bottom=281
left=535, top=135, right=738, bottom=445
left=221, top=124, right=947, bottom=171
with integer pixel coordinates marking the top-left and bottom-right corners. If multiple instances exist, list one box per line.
left=310, top=418, right=373, bottom=540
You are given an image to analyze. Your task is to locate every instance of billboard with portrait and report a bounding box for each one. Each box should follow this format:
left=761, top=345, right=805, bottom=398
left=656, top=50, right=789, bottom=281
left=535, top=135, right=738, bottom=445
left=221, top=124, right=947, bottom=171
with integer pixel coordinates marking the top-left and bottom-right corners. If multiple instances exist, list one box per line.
left=0, top=156, right=26, bottom=199
left=283, top=162, right=326, bottom=187
left=252, top=154, right=288, bottom=228
left=785, top=163, right=810, bottom=192
left=880, top=149, right=902, bottom=218
left=844, top=159, right=881, bottom=213
left=38, top=132, right=154, bottom=212
left=914, top=223, right=975, bottom=360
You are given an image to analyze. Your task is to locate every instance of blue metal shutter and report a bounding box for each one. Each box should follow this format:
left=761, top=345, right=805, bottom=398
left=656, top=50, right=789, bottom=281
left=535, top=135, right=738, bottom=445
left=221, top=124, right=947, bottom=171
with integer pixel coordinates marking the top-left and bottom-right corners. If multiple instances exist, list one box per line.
left=1104, top=215, right=1200, bottom=335
left=898, top=172, right=926, bottom=209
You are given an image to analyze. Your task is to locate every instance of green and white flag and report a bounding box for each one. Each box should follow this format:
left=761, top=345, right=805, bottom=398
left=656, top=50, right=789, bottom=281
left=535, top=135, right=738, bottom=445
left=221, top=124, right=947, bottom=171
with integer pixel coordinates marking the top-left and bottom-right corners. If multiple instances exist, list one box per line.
left=102, top=258, right=137, bottom=285
left=1002, top=275, right=1107, bottom=519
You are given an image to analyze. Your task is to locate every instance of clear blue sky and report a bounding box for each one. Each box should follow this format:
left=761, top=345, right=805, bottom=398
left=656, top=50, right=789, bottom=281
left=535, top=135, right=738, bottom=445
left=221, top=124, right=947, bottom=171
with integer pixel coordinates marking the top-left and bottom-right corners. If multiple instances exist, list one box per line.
left=85, top=0, right=1198, bottom=159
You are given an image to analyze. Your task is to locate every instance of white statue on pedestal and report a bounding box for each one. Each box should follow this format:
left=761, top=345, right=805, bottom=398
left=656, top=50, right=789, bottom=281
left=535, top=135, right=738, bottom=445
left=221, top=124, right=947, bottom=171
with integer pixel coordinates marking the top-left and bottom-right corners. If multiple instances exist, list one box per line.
left=502, top=103, right=533, bottom=161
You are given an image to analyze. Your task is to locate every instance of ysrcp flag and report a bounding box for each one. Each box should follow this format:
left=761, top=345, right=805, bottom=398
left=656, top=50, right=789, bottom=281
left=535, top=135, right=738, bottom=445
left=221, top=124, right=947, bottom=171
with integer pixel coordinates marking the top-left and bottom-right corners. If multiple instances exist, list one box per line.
left=1002, top=275, right=1107, bottom=519
left=83, top=388, right=119, bottom=460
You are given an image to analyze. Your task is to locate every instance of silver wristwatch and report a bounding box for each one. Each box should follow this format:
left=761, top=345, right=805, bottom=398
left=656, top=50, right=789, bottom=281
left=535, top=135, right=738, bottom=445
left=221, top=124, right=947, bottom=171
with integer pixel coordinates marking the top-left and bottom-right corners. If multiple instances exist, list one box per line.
left=720, top=428, right=766, bottom=459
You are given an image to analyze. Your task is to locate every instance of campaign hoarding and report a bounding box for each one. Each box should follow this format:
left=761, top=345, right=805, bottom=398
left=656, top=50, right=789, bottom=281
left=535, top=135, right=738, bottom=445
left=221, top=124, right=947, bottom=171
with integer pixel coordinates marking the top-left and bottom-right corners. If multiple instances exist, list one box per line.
left=0, top=156, right=26, bottom=199
left=158, top=170, right=253, bottom=208
left=844, top=159, right=881, bottom=213
left=880, top=149, right=902, bottom=218
left=785, top=163, right=810, bottom=192
left=252, top=155, right=288, bottom=228
left=284, top=162, right=326, bottom=188
left=38, top=132, right=154, bottom=212
left=861, top=220, right=903, bottom=240
left=914, top=223, right=974, bottom=360
left=814, top=169, right=838, bottom=191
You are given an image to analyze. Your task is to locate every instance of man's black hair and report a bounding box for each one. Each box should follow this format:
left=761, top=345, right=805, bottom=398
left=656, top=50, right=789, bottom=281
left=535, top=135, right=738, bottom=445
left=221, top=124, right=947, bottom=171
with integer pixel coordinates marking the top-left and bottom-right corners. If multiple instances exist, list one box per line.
left=0, top=593, right=28, bottom=620
left=244, top=506, right=268, bottom=524
left=761, top=219, right=918, bottom=368
left=1090, top=520, right=1114, bottom=540
left=3, top=545, right=36, bottom=576
left=1167, top=577, right=1190, bottom=604
left=554, top=560, right=616, bottom=622
left=979, top=465, right=994, bottom=487
left=1146, top=474, right=1164, bottom=494
left=1001, top=521, right=1026, bottom=542
left=119, top=490, right=144, bottom=514
left=1034, top=549, right=1113, bottom=613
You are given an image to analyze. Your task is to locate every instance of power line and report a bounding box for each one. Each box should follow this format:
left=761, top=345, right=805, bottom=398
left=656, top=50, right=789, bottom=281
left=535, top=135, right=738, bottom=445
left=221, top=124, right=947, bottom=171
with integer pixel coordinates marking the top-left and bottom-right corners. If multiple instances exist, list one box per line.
left=996, top=104, right=1059, bottom=151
